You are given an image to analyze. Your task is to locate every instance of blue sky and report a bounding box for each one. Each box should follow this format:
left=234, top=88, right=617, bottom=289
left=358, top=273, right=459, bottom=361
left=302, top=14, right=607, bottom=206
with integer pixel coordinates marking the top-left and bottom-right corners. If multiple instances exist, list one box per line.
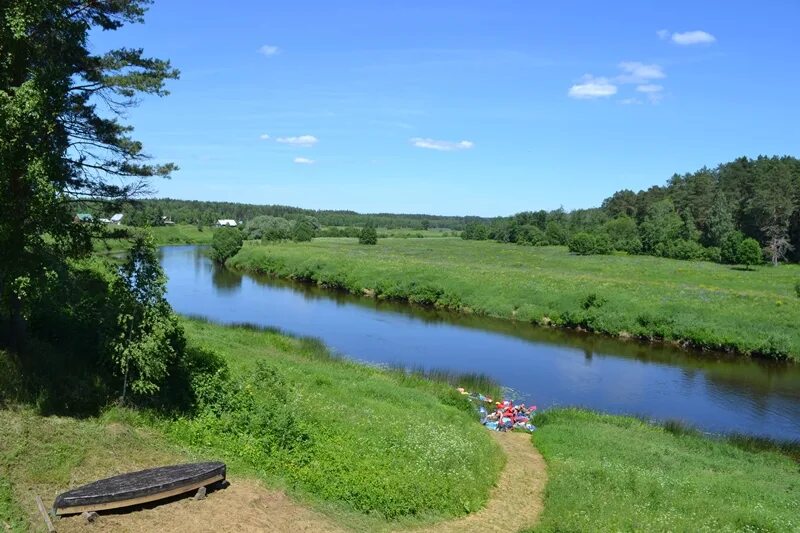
left=91, top=0, right=800, bottom=216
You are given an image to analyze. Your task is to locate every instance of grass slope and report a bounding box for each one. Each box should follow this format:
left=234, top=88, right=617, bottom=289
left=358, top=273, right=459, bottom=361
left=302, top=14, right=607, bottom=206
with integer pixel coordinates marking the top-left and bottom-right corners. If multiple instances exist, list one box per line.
left=167, top=319, right=503, bottom=524
left=528, top=409, right=800, bottom=532
left=0, top=406, right=185, bottom=532
left=229, top=238, right=800, bottom=360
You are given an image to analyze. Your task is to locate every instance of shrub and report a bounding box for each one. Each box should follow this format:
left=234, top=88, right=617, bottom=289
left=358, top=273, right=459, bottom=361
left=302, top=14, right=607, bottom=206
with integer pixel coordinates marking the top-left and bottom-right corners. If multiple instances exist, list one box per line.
left=568, top=232, right=595, bottom=255
left=211, top=227, right=244, bottom=263
left=245, top=215, right=292, bottom=241
left=291, top=218, right=316, bottom=242
left=545, top=221, right=569, bottom=245
left=720, top=231, right=744, bottom=264
left=592, top=234, right=612, bottom=255
left=737, top=238, right=762, bottom=270
left=462, top=222, right=489, bottom=240
left=581, top=293, right=607, bottom=310
left=359, top=224, right=378, bottom=245
left=703, top=246, right=722, bottom=263
left=657, top=239, right=706, bottom=261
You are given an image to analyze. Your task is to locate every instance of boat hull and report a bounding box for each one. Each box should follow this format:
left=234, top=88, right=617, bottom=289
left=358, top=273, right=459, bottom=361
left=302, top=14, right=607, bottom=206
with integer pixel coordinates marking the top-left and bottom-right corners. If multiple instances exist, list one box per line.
left=53, top=461, right=226, bottom=516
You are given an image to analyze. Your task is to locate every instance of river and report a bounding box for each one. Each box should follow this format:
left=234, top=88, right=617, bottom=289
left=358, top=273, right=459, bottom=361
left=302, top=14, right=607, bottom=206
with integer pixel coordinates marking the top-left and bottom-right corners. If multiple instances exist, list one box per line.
left=160, top=245, right=800, bottom=441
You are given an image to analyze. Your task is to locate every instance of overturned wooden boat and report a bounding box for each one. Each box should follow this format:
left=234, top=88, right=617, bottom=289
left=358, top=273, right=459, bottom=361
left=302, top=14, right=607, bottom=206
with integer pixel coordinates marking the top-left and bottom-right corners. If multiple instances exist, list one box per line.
left=53, top=461, right=226, bottom=516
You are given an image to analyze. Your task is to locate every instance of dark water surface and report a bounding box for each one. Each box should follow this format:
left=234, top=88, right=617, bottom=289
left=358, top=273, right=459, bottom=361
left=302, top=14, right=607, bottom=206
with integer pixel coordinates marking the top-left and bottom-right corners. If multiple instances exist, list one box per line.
left=161, top=245, right=800, bottom=440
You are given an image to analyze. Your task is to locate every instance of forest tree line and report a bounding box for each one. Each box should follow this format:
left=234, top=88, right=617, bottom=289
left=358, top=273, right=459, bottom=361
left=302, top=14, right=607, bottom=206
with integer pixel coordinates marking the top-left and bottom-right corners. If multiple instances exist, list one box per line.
left=108, top=199, right=476, bottom=230
left=463, top=155, right=800, bottom=265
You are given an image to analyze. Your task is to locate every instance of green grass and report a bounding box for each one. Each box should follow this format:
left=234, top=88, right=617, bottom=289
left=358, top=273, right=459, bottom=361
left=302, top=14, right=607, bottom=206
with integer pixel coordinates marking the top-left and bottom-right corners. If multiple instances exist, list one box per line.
left=0, top=323, right=503, bottom=531
left=167, top=319, right=503, bottom=524
left=527, top=408, right=800, bottom=532
left=0, top=404, right=187, bottom=531
left=228, top=238, right=800, bottom=360
left=93, top=224, right=214, bottom=253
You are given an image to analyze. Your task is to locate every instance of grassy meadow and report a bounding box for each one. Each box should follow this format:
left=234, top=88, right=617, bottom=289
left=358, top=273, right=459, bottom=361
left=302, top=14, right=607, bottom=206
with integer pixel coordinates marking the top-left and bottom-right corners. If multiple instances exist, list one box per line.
left=527, top=409, right=799, bottom=532
left=228, top=238, right=800, bottom=361
left=92, top=224, right=214, bottom=253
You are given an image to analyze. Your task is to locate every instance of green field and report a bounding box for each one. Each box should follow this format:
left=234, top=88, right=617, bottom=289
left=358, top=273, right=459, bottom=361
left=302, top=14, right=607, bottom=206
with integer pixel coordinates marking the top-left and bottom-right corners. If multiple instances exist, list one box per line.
left=228, top=238, right=800, bottom=361
left=528, top=409, right=799, bottom=532
left=93, top=224, right=214, bottom=253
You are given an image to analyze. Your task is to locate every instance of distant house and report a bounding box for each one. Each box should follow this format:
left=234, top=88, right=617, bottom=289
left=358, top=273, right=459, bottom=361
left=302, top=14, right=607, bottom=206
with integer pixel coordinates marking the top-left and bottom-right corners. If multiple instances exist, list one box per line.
left=74, top=213, right=93, bottom=223
left=110, top=213, right=124, bottom=224
left=215, top=219, right=238, bottom=227
left=161, top=216, right=175, bottom=226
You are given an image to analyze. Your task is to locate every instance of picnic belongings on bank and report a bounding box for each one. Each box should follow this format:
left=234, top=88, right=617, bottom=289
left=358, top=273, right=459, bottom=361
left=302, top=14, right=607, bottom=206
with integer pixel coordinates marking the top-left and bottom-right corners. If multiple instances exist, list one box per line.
left=456, top=387, right=537, bottom=432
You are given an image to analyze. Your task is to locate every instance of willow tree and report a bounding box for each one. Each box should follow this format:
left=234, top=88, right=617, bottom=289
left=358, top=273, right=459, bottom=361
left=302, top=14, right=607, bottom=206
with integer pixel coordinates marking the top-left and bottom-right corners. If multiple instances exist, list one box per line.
left=0, top=1, right=177, bottom=345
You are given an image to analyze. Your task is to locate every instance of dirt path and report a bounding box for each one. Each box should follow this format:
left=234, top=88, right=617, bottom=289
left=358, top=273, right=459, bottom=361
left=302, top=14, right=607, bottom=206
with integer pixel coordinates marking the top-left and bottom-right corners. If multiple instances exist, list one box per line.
left=55, top=479, right=346, bottom=533
left=401, top=431, right=547, bottom=533
left=54, top=432, right=546, bottom=533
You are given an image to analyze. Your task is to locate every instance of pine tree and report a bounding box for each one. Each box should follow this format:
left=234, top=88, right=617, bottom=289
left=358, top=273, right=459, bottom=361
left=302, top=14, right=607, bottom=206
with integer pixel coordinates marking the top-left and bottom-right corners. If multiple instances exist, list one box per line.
left=704, top=191, right=736, bottom=247
left=0, top=1, right=178, bottom=345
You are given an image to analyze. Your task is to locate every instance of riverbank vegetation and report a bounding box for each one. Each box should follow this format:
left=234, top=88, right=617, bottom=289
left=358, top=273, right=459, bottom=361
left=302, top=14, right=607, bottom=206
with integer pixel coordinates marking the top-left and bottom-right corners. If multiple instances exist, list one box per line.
left=229, top=238, right=800, bottom=361
left=0, top=316, right=505, bottom=529
left=527, top=408, right=799, bottom=532
left=4, top=331, right=799, bottom=531
left=92, top=224, right=214, bottom=254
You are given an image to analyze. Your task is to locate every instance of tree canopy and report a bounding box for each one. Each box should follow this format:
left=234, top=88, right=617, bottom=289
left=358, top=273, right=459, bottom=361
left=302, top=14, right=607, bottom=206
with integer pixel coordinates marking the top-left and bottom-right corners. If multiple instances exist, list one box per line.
left=1, top=0, right=178, bottom=345
left=211, top=227, right=243, bottom=263
left=359, top=224, right=378, bottom=245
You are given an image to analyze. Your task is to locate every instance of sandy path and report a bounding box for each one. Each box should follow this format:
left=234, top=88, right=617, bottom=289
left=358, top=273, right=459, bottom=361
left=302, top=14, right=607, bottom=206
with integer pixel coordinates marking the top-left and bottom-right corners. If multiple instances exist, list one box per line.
left=54, top=432, right=546, bottom=533
left=401, top=431, right=547, bottom=533
left=54, top=480, right=346, bottom=533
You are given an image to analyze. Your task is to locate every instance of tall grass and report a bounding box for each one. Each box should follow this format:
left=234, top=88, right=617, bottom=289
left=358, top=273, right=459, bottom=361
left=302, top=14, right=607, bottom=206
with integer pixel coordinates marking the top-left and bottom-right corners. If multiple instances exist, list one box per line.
left=163, top=319, right=504, bottom=522
left=526, top=408, right=800, bottom=532
left=228, top=239, right=800, bottom=361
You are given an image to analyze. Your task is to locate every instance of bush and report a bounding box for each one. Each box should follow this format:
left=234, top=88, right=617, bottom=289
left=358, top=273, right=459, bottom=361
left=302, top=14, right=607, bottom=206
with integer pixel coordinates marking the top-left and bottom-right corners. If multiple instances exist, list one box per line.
left=568, top=232, right=596, bottom=255
left=462, top=222, right=489, bottom=240
left=592, top=234, right=612, bottom=255
left=245, top=215, right=292, bottom=241
left=655, top=239, right=706, bottom=261
left=703, top=246, right=722, bottom=263
left=720, top=231, right=744, bottom=264
left=737, top=238, right=762, bottom=270
left=581, top=293, right=607, bottom=310
left=292, top=218, right=316, bottom=242
left=359, top=224, right=378, bottom=245
left=211, top=227, right=244, bottom=263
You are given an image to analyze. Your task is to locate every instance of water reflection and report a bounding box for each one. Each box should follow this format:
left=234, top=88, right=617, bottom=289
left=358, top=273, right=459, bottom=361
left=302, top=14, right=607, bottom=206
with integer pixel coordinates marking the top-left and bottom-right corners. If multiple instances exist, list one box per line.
left=160, top=245, right=800, bottom=440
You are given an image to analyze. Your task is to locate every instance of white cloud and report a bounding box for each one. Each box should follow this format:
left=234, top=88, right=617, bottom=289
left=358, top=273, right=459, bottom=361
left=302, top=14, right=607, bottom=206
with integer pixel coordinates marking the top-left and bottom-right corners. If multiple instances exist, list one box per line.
left=276, top=135, right=318, bottom=147
left=636, top=84, right=664, bottom=103
left=657, top=29, right=670, bottom=40
left=259, top=133, right=270, bottom=140
left=293, top=157, right=314, bottom=164
left=671, top=30, right=716, bottom=45
left=410, top=138, right=475, bottom=151
left=258, top=45, right=280, bottom=56
left=620, top=98, right=643, bottom=105
left=617, top=62, right=665, bottom=83
left=568, top=75, right=617, bottom=99
left=636, top=84, right=663, bottom=93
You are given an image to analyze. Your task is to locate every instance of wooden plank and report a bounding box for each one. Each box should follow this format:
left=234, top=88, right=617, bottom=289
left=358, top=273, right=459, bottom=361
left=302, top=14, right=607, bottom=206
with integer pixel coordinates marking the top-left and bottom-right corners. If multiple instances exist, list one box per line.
left=35, top=495, right=56, bottom=533
left=54, top=474, right=223, bottom=516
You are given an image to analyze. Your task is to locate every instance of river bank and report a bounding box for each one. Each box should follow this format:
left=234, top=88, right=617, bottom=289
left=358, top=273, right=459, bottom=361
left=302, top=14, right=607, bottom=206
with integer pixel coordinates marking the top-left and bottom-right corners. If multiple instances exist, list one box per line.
left=228, top=238, right=800, bottom=362
left=2, top=319, right=798, bottom=531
